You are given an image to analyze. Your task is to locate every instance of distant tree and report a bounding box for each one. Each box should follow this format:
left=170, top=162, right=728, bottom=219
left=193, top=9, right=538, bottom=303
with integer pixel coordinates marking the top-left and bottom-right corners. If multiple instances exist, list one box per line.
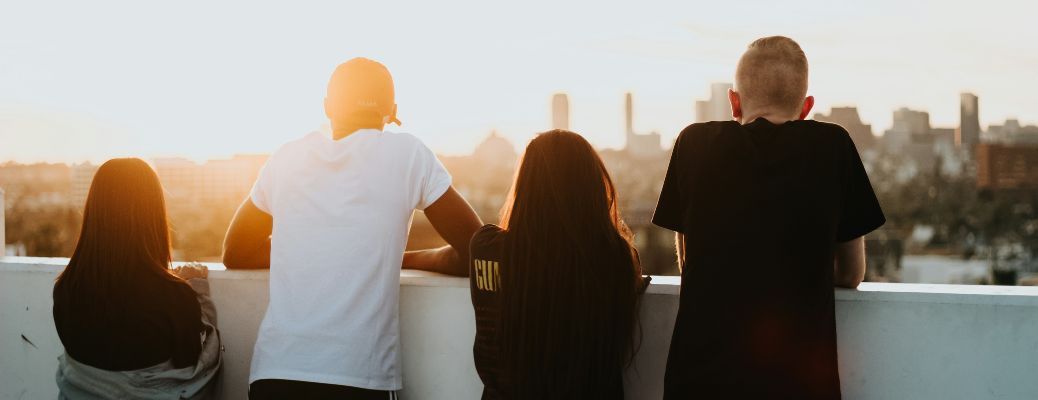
left=5, top=201, right=81, bottom=257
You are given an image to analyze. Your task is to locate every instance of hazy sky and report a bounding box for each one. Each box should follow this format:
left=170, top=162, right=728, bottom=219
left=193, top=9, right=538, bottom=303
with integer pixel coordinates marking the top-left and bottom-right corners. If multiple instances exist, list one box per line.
left=2, top=0, right=1036, bottom=163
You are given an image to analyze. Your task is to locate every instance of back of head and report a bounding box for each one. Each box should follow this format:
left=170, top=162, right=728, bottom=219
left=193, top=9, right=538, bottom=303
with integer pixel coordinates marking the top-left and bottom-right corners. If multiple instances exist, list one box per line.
left=57, top=158, right=176, bottom=299
left=501, top=130, right=626, bottom=242
left=498, top=130, right=641, bottom=398
left=325, top=57, right=401, bottom=126
left=735, top=36, right=810, bottom=117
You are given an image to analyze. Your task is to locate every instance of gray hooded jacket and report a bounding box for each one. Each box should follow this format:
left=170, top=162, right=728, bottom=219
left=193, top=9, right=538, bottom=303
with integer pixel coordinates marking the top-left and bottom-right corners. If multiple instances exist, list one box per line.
left=56, top=278, right=222, bottom=400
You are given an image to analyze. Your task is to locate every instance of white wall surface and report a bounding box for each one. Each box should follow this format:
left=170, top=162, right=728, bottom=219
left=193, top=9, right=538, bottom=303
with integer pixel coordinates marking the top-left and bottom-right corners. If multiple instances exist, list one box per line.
left=0, top=189, right=5, bottom=257
left=2, top=257, right=1038, bottom=400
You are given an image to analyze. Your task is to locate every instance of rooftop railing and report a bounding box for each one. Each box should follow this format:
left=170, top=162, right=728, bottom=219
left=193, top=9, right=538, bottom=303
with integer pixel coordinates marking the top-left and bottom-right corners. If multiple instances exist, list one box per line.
left=2, top=257, right=1038, bottom=399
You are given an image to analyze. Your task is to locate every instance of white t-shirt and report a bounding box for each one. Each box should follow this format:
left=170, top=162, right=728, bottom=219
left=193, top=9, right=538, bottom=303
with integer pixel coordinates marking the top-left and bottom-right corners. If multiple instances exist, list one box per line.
left=247, top=129, right=451, bottom=390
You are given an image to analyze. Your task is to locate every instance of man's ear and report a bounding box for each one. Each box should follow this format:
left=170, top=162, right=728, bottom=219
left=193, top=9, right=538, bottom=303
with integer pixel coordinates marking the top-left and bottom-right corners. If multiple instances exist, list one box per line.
left=728, top=89, right=742, bottom=121
left=324, top=97, right=333, bottom=120
left=798, top=96, right=815, bottom=120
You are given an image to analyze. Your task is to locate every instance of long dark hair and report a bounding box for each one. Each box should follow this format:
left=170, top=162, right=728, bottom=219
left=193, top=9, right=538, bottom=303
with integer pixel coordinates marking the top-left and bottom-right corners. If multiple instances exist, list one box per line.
left=56, top=158, right=180, bottom=302
left=498, top=130, right=642, bottom=399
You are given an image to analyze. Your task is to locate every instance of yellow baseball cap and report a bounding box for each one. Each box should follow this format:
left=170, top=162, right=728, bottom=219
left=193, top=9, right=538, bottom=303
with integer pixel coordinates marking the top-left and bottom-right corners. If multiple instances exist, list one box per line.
left=327, top=57, right=401, bottom=126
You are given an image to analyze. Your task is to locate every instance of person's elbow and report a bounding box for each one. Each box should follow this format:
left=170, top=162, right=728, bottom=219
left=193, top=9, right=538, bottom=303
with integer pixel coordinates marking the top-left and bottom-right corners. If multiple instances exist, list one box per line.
left=221, top=245, right=248, bottom=269
left=834, top=271, right=864, bottom=289
left=834, top=236, right=867, bottom=289
left=221, top=199, right=273, bottom=270
left=833, top=256, right=866, bottom=289
left=443, top=246, right=470, bottom=277
left=222, top=241, right=262, bottom=270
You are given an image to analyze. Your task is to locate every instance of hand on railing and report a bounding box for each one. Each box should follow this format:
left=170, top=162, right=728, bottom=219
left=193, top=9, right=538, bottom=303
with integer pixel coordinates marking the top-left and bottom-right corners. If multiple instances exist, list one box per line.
left=174, top=263, right=209, bottom=281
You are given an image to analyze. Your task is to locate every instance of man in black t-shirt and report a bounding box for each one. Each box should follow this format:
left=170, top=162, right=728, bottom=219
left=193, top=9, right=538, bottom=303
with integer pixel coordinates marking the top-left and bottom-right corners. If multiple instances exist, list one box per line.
left=653, top=36, right=885, bottom=399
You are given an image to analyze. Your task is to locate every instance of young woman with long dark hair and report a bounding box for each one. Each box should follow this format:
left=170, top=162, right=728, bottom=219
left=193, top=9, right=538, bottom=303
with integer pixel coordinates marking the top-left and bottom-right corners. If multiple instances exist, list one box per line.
left=469, top=130, right=648, bottom=399
left=52, top=158, right=220, bottom=399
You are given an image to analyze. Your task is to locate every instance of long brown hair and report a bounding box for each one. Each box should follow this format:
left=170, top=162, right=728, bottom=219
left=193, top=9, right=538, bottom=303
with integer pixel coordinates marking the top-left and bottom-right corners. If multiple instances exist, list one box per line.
left=498, top=130, right=642, bottom=399
left=56, top=158, right=179, bottom=301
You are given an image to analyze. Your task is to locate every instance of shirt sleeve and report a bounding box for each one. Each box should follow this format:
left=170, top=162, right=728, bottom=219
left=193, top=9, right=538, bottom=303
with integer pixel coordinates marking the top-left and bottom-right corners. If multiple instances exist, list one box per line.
left=249, top=157, right=274, bottom=214
left=653, top=130, right=688, bottom=233
left=415, top=140, right=452, bottom=210
left=835, top=131, right=886, bottom=242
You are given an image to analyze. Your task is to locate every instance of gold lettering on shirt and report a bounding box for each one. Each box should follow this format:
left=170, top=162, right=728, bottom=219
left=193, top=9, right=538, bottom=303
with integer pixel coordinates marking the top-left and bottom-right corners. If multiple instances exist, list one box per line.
left=475, top=259, right=485, bottom=290
left=473, top=259, right=501, bottom=292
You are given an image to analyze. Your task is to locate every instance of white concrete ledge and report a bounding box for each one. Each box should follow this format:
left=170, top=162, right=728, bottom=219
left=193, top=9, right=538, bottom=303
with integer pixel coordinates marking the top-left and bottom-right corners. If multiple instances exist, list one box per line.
left=2, top=257, right=1038, bottom=399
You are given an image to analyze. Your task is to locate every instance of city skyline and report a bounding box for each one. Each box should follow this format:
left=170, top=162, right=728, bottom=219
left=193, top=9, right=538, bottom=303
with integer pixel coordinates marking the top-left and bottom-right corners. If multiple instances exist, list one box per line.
left=3, top=90, right=1035, bottom=165
left=2, top=0, right=1038, bottom=163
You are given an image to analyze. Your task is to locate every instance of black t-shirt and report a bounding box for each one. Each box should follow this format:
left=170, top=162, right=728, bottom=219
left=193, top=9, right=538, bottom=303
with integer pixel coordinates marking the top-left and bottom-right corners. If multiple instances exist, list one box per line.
left=469, top=225, right=509, bottom=400
left=653, top=118, right=885, bottom=399
left=53, top=273, right=204, bottom=371
left=468, top=225, right=632, bottom=400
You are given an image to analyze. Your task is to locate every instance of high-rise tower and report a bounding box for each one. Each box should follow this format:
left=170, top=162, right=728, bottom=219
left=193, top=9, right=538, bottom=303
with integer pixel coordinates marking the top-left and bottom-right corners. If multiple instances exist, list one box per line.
left=623, top=93, right=662, bottom=158
left=695, top=83, right=734, bottom=122
left=551, top=93, right=569, bottom=130
left=814, top=107, right=875, bottom=149
left=625, top=92, right=634, bottom=137
left=959, top=92, right=980, bottom=150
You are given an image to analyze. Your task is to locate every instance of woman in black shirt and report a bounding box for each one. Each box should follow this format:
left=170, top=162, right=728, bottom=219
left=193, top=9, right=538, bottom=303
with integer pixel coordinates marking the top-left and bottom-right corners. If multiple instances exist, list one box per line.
left=52, top=158, right=214, bottom=394
left=469, top=130, right=646, bottom=400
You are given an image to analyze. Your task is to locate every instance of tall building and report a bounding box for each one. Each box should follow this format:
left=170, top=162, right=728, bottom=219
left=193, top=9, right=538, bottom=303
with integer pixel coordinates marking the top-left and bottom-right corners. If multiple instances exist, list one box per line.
left=551, top=93, right=569, bottom=130
left=988, top=118, right=1038, bottom=144
left=0, top=162, right=74, bottom=207
left=151, top=155, right=267, bottom=204
left=814, top=107, right=876, bottom=149
left=892, top=108, right=931, bottom=135
left=70, top=162, right=99, bottom=207
left=199, top=155, right=267, bottom=203
left=624, top=93, right=662, bottom=158
left=883, top=107, right=967, bottom=176
left=695, top=82, right=733, bottom=122
left=976, top=143, right=1038, bottom=190
left=883, top=108, right=931, bottom=152
left=625, top=92, right=634, bottom=135
left=959, top=93, right=980, bottom=150
left=152, top=157, right=200, bottom=202
left=929, top=128, right=957, bottom=151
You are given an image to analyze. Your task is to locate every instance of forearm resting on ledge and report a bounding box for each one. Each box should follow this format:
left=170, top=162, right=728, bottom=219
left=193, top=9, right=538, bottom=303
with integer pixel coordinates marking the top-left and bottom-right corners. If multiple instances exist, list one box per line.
left=403, top=246, right=466, bottom=276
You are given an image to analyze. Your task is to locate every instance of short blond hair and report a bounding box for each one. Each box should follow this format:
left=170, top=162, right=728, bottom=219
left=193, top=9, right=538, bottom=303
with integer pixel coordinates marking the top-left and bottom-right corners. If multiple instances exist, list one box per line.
left=735, top=36, right=809, bottom=115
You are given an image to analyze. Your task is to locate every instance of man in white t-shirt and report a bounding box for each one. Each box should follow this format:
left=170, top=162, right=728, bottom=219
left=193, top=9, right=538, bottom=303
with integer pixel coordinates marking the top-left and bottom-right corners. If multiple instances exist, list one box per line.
left=222, top=57, right=483, bottom=399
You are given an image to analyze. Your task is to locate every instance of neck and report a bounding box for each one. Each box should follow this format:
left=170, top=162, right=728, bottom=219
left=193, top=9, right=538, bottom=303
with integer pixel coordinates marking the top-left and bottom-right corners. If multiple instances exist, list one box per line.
left=330, top=121, right=384, bottom=140
left=739, top=110, right=799, bottom=125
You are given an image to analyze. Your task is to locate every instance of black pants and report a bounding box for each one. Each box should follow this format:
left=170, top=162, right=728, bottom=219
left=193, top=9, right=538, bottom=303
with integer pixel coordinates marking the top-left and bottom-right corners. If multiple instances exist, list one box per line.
left=249, top=379, right=397, bottom=400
